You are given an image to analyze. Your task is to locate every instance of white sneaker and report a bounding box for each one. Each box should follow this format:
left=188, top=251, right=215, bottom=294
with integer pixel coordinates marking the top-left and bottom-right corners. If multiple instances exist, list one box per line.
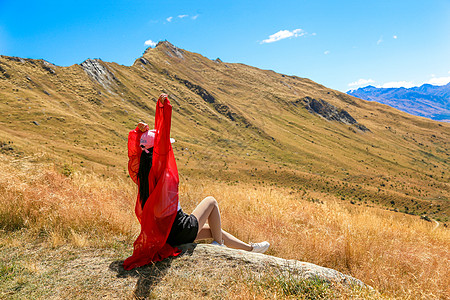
left=250, top=241, right=270, bottom=253
left=211, top=240, right=226, bottom=247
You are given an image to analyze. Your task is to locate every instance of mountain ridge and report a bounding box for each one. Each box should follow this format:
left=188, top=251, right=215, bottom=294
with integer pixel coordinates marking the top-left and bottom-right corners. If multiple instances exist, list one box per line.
left=347, top=83, right=450, bottom=122
left=0, top=40, right=448, bottom=221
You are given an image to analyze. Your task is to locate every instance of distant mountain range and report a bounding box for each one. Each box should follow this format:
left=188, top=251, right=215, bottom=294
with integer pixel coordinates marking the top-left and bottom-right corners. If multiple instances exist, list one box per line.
left=347, top=83, right=450, bottom=122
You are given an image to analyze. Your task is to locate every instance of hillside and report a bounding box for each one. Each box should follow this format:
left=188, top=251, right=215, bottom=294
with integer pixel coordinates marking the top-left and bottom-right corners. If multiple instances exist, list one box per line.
left=0, top=41, right=449, bottom=222
left=1, top=42, right=450, bottom=299
left=347, top=84, right=450, bottom=122
left=1, top=153, right=448, bottom=299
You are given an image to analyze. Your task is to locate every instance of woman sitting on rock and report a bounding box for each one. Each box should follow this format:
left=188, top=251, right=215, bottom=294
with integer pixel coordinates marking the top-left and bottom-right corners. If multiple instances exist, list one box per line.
left=123, top=93, right=269, bottom=270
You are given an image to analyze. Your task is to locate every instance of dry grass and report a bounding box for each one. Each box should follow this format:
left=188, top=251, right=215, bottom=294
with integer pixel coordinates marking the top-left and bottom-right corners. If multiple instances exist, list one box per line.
left=182, top=181, right=449, bottom=299
left=0, top=153, right=448, bottom=299
left=0, top=154, right=138, bottom=248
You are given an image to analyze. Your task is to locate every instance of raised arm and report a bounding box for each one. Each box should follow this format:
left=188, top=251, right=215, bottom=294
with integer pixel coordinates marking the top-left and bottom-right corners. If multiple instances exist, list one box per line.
left=127, top=122, right=148, bottom=184
left=152, top=94, right=173, bottom=177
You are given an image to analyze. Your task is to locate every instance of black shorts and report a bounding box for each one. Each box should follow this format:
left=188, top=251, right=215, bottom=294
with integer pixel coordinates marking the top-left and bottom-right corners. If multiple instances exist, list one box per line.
left=166, top=209, right=199, bottom=247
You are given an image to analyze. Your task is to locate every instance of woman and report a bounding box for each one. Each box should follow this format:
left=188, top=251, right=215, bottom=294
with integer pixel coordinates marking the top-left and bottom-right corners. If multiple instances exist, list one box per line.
left=123, top=94, right=269, bottom=270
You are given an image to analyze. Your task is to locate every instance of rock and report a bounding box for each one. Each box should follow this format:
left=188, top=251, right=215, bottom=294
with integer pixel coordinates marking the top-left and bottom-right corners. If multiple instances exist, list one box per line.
left=174, top=75, right=216, bottom=104
left=0, top=141, right=14, bottom=152
left=297, top=97, right=370, bottom=132
left=42, top=61, right=56, bottom=75
left=80, top=59, right=118, bottom=94
left=5, top=56, right=25, bottom=63
left=139, top=58, right=149, bottom=65
left=0, top=65, right=10, bottom=79
left=176, top=243, right=372, bottom=290
left=107, top=243, right=373, bottom=298
left=303, top=97, right=357, bottom=125
left=354, top=123, right=370, bottom=132
left=32, top=121, right=40, bottom=126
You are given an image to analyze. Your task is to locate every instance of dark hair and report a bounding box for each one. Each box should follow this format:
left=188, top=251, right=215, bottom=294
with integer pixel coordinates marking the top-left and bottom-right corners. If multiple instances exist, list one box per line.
left=138, top=148, right=153, bottom=209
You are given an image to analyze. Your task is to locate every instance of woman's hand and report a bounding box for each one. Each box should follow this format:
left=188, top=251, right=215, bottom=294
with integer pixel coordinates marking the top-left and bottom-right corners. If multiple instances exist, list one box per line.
left=137, top=122, right=149, bottom=132
left=159, top=93, right=168, bottom=104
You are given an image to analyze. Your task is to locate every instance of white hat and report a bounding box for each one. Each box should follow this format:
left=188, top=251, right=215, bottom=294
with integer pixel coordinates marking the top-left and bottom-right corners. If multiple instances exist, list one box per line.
left=140, top=129, right=175, bottom=152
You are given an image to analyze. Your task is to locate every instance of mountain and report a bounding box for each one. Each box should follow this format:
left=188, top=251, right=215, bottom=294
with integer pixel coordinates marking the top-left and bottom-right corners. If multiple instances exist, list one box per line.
left=347, top=84, right=450, bottom=122
left=0, top=41, right=448, bottom=221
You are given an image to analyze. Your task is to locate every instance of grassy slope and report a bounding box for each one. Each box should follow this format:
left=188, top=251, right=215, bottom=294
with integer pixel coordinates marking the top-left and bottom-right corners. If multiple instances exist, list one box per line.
left=0, top=154, right=448, bottom=299
left=1, top=42, right=448, bottom=222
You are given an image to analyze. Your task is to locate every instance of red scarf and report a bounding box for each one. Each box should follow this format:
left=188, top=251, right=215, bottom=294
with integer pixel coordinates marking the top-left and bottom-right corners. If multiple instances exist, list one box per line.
left=123, top=98, right=181, bottom=270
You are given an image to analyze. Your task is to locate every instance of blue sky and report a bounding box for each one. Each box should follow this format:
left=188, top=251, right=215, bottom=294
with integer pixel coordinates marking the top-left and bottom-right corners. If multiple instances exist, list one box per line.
left=0, top=0, right=449, bottom=92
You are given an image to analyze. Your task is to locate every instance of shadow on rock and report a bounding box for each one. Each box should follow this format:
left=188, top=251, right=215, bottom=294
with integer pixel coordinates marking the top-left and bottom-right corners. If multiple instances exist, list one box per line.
left=108, top=243, right=197, bottom=298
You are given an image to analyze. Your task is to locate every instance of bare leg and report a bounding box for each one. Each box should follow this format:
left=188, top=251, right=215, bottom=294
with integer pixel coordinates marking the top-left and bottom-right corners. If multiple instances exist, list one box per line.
left=196, top=224, right=252, bottom=251
left=191, top=196, right=223, bottom=244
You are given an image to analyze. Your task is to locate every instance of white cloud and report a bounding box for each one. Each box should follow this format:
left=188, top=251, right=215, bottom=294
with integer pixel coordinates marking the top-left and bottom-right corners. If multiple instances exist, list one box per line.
left=178, top=14, right=188, bottom=18
left=260, top=29, right=306, bottom=44
left=348, top=79, right=375, bottom=87
left=376, top=81, right=415, bottom=88
left=166, top=16, right=173, bottom=22
left=348, top=75, right=450, bottom=90
left=426, top=76, right=450, bottom=86
left=192, top=15, right=199, bottom=20
left=144, top=39, right=157, bottom=47
left=377, top=36, right=383, bottom=45
left=393, top=35, right=398, bottom=39
left=324, top=50, right=330, bottom=55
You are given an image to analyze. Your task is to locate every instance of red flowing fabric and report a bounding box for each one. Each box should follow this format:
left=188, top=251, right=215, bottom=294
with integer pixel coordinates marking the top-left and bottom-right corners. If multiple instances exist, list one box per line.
left=123, top=98, right=181, bottom=270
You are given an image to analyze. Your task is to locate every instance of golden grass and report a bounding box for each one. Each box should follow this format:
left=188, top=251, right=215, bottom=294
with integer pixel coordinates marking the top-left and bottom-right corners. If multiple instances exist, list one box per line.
left=0, top=153, right=448, bottom=299
left=182, top=181, right=449, bottom=299
left=0, top=154, right=138, bottom=248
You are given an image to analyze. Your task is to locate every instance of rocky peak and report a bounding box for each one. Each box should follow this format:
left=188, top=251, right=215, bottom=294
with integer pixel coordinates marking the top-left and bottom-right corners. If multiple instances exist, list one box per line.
left=80, top=59, right=118, bottom=94
left=156, top=41, right=184, bottom=59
